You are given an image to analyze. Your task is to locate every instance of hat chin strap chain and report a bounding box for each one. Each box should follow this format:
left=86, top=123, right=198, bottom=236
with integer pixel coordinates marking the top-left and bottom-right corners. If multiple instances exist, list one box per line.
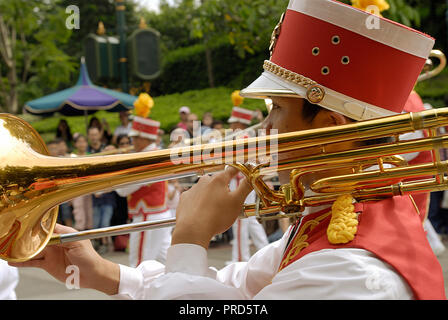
left=262, top=60, right=397, bottom=121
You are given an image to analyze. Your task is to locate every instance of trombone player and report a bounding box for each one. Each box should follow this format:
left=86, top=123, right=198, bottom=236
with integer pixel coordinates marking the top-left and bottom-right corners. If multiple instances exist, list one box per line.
left=10, top=0, right=446, bottom=299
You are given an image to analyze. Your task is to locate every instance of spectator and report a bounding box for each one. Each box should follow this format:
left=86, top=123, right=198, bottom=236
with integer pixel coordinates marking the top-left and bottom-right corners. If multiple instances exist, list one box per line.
left=87, top=127, right=106, bottom=154
left=201, top=112, right=213, bottom=135
left=212, top=120, right=223, bottom=131
left=169, top=127, right=189, bottom=148
left=186, top=113, right=198, bottom=138
left=88, top=127, right=117, bottom=254
left=112, top=111, right=132, bottom=145
left=55, top=119, right=73, bottom=151
left=47, top=139, right=74, bottom=227
left=70, top=133, right=93, bottom=231
left=47, top=140, right=61, bottom=157
left=110, top=134, right=131, bottom=252
left=47, top=138, right=69, bottom=157
left=116, top=134, right=131, bottom=150
left=89, top=116, right=112, bottom=145
left=177, top=106, right=190, bottom=130
left=57, top=139, right=70, bottom=157
left=428, top=94, right=448, bottom=236
left=71, top=133, right=89, bottom=156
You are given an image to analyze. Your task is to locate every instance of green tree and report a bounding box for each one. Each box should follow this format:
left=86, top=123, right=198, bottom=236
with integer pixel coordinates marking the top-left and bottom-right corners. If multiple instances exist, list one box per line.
left=190, top=0, right=288, bottom=58
left=0, top=0, right=76, bottom=114
left=141, top=0, right=201, bottom=54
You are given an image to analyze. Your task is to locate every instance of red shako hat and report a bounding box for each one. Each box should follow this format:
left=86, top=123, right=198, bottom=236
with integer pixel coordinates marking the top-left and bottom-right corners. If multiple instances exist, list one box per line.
left=240, top=0, right=435, bottom=120
left=228, top=106, right=253, bottom=125
left=129, top=93, right=160, bottom=140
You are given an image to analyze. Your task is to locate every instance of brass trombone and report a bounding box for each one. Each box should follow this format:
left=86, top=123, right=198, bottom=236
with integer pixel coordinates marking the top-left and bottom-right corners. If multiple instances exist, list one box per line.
left=418, top=49, right=446, bottom=82
left=2, top=106, right=448, bottom=262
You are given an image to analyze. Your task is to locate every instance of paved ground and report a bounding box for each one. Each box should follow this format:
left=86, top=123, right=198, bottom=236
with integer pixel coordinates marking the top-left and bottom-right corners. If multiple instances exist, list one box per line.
left=13, top=239, right=448, bottom=299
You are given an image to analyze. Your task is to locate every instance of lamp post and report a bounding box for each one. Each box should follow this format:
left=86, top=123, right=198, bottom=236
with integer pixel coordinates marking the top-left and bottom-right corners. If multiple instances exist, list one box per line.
left=116, top=0, right=129, bottom=93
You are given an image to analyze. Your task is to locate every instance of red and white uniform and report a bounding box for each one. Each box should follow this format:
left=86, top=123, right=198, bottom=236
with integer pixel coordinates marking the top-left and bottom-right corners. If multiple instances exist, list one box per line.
left=112, top=195, right=445, bottom=300
left=116, top=143, right=172, bottom=267
left=229, top=174, right=269, bottom=263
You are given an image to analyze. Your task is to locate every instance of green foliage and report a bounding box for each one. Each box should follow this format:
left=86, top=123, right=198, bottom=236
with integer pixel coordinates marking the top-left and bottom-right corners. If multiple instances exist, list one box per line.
left=384, top=0, right=421, bottom=27
left=150, top=39, right=268, bottom=96
left=141, top=0, right=200, bottom=54
left=0, top=0, right=77, bottom=113
left=415, top=67, right=448, bottom=107
left=190, top=0, right=288, bottom=58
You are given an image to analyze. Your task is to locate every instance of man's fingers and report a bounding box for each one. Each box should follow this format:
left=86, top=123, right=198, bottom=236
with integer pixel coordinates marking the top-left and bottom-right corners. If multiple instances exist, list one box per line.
left=54, top=223, right=78, bottom=234
left=219, top=165, right=240, bottom=183
left=231, top=177, right=254, bottom=203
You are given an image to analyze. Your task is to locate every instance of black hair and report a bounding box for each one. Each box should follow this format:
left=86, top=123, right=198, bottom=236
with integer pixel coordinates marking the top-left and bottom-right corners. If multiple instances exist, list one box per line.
left=301, top=99, right=392, bottom=146
left=212, top=120, right=223, bottom=127
left=56, top=119, right=73, bottom=142
left=301, top=99, right=323, bottom=122
left=116, top=134, right=130, bottom=145
left=73, top=133, right=87, bottom=143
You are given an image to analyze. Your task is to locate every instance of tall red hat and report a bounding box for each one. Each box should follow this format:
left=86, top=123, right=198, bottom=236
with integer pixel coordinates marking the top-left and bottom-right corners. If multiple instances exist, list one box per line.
left=240, top=0, right=435, bottom=121
left=129, top=117, right=160, bottom=140
left=129, top=93, right=160, bottom=140
left=228, top=106, right=253, bottom=125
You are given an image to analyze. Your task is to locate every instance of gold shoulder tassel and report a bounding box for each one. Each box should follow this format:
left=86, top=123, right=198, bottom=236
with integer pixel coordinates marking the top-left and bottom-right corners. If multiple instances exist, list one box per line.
left=327, top=194, right=358, bottom=244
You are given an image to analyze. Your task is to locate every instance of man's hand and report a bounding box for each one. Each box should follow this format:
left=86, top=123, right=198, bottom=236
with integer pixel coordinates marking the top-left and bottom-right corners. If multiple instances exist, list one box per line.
left=9, top=224, right=120, bottom=296
left=172, top=166, right=253, bottom=249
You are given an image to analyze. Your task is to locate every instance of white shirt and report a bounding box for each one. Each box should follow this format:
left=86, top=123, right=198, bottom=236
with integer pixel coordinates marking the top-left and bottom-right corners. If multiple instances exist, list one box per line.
left=114, top=123, right=132, bottom=138
left=113, top=227, right=413, bottom=300
left=166, top=183, right=180, bottom=210
left=0, top=260, right=18, bottom=300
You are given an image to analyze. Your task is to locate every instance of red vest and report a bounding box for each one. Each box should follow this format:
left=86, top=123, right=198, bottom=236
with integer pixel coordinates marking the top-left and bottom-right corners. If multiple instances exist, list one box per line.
left=127, top=181, right=168, bottom=217
left=279, top=196, right=446, bottom=300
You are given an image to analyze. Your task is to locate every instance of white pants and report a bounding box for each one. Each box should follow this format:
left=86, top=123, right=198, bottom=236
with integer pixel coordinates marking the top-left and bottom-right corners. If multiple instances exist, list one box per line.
left=129, top=210, right=173, bottom=267
left=231, top=216, right=269, bottom=262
